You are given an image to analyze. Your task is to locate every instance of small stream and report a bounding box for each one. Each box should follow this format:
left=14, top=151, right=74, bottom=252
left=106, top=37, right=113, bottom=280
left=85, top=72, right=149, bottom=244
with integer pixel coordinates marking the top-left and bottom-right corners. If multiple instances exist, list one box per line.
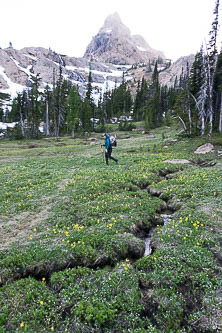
left=144, top=229, right=154, bottom=256
left=144, top=214, right=173, bottom=256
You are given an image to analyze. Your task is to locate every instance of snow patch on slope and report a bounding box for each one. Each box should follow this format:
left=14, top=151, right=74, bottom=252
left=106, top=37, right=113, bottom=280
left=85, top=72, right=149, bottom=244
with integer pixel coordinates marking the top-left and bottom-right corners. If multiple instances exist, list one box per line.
left=23, top=54, right=37, bottom=61
left=137, top=46, right=147, bottom=52
left=0, top=66, right=25, bottom=98
left=11, top=57, right=35, bottom=79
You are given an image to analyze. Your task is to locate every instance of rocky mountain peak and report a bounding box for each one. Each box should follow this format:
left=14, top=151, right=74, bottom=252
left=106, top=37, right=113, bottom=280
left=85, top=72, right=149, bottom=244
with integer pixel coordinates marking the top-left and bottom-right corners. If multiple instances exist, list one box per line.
left=103, top=12, right=122, bottom=27
left=100, top=12, right=130, bottom=36
left=84, top=13, right=165, bottom=65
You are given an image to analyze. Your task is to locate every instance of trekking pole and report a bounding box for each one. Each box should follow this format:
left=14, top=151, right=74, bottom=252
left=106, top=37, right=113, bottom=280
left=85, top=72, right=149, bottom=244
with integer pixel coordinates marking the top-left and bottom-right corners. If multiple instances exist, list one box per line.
left=101, top=145, right=105, bottom=163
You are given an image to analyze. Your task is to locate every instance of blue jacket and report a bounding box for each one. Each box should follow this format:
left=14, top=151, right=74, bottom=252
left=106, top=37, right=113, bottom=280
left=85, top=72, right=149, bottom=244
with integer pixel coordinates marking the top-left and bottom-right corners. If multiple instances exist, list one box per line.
left=104, top=135, right=111, bottom=149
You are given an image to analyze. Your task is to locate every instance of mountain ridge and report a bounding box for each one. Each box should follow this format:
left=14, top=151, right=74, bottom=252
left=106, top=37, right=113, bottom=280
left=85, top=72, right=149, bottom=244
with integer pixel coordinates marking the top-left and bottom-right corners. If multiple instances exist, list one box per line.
left=0, top=12, right=195, bottom=105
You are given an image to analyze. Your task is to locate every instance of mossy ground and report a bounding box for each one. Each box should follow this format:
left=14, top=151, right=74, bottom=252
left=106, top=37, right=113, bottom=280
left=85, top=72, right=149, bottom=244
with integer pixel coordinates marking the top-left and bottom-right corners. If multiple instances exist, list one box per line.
left=0, top=128, right=221, bottom=332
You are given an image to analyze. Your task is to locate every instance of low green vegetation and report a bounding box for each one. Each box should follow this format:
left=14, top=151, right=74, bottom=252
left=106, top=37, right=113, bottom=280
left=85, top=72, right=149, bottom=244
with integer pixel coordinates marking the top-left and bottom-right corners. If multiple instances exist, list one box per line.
left=0, top=128, right=221, bottom=332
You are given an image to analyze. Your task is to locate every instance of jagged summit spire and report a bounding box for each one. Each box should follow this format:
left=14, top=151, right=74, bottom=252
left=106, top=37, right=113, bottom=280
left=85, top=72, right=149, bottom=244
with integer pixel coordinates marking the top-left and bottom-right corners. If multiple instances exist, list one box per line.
left=104, top=12, right=122, bottom=25
left=84, top=12, right=165, bottom=65
left=100, top=12, right=130, bottom=36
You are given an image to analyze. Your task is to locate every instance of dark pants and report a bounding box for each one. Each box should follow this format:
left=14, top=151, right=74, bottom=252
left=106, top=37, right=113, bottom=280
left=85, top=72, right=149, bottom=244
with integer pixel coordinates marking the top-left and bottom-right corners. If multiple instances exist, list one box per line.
left=105, top=147, right=117, bottom=165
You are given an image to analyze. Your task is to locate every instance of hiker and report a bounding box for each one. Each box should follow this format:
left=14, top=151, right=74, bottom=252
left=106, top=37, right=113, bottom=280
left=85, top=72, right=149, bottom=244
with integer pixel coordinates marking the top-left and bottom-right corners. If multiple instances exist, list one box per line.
left=101, top=133, right=118, bottom=165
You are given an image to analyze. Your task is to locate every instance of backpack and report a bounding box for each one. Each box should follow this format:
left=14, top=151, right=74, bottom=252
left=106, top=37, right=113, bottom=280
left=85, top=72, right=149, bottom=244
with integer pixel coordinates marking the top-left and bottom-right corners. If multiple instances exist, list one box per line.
left=110, top=135, right=117, bottom=147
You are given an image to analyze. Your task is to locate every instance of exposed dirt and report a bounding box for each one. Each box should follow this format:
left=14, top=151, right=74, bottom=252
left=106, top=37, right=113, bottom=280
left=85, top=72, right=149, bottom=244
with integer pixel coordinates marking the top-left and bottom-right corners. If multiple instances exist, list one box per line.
left=163, top=159, right=191, bottom=164
left=0, top=175, right=71, bottom=251
left=0, top=200, right=53, bottom=251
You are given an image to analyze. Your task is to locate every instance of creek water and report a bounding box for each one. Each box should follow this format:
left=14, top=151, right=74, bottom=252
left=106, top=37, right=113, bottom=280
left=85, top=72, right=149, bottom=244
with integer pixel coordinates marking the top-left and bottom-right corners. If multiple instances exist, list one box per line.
left=144, top=214, right=173, bottom=256
left=144, top=229, right=154, bottom=256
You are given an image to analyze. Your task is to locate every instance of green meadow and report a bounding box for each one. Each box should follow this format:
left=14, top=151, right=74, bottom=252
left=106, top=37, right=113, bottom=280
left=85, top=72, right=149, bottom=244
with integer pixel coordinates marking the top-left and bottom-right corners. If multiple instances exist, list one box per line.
left=0, top=128, right=221, bottom=332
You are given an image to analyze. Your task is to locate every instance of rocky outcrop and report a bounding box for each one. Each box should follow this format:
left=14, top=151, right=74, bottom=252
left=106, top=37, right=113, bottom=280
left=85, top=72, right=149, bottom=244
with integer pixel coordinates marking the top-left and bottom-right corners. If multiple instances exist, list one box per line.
left=159, top=54, right=195, bottom=87
left=0, top=48, right=30, bottom=88
left=194, top=143, right=215, bottom=154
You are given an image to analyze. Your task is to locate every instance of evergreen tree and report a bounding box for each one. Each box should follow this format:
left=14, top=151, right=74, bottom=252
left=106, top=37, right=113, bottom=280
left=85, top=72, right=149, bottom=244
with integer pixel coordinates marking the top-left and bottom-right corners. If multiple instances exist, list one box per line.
left=0, top=108, right=3, bottom=122
left=42, top=84, right=52, bottom=136
left=86, top=70, right=93, bottom=106
left=160, top=85, right=170, bottom=122
left=214, top=48, right=222, bottom=132
left=145, top=62, right=161, bottom=129
left=105, top=90, right=113, bottom=121
left=87, top=70, right=95, bottom=118
left=125, top=87, right=133, bottom=115
left=174, top=63, right=193, bottom=133
left=133, top=80, right=141, bottom=121
left=81, top=98, right=92, bottom=132
left=53, top=67, right=69, bottom=137
left=14, top=93, right=26, bottom=137
left=66, top=85, right=81, bottom=138
left=111, top=80, right=132, bottom=119
left=134, top=77, right=148, bottom=121
left=97, top=91, right=105, bottom=129
left=174, top=90, right=190, bottom=132
left=0, top=92, right=11, bottom=122
left=192, top=48, right=208, bottom=135
left=102, top=79, right=111, bottom=122
left=28, top=73, right=42, bottom=138
left=53, top=66, right=63, bottom=137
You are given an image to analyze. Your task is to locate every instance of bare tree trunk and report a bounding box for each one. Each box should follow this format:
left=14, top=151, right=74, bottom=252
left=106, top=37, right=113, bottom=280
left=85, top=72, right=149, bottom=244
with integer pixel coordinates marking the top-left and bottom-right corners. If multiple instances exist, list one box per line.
left=186, top=92, right=192, bottom=134
left=72, top=129, right=75, bottom=138
left=185, top=65, right=192, bottom=134
left=54, top=115, right=58, bottom=137
left=19, top=105, right=25, bottom=137
left=57, top=112, right=61, bottom=137
left=201, top=115, right=205, bottom=136
left=208, top=109, right=213, bottom=134
left=206, top=56, right=214, bottom=134
left=45, top=100, right=50, bottom=136
left=219, top=93, right=222, bottom=133
left=178, top=116, right=187, bottom=132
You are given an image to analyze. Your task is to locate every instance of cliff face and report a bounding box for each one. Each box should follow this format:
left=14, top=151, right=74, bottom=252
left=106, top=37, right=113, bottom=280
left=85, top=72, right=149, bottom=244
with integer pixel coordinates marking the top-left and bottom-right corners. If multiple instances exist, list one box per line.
left=159, top=55, right=195, bottom=87
left=84, top=12, right=165, bottom=65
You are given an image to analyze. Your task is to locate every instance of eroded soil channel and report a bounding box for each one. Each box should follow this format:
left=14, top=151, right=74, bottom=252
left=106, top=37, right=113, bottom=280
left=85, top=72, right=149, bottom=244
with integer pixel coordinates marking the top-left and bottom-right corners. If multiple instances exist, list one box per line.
left=130, top=166, right=183, bottom=257
left=0, top=167, right=182, bottom=287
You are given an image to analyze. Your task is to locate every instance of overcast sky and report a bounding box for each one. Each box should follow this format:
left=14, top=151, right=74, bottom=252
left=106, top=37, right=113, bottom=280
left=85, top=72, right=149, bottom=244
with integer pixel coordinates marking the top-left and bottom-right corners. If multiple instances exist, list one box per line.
left=0, top=0, right=220, bottom=62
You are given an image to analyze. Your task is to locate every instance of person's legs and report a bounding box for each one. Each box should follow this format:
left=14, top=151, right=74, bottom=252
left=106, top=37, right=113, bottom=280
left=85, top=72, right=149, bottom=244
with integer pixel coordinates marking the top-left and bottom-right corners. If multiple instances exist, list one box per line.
left=105, top=150, right=109, bottom=165
left=108, top=148, right=118, bottom=164
left=109, top=155, right=118, bottom=162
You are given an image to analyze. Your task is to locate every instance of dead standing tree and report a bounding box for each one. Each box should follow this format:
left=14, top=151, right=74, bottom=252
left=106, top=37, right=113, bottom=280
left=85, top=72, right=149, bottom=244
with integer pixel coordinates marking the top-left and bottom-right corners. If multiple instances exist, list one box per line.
left=206, top=0, right=220, bottom=134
